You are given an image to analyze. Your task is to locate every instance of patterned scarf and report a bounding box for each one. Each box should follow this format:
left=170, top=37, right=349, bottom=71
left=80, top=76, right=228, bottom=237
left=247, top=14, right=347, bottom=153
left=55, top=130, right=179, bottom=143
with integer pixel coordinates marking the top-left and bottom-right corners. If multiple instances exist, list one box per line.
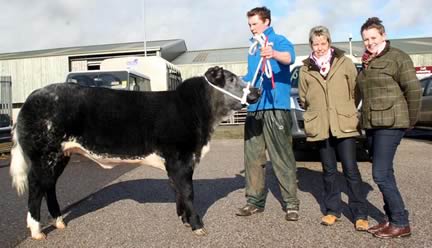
left=310, top=48, right=333, bottom=77
left=362, top=41, right=387, bottom=69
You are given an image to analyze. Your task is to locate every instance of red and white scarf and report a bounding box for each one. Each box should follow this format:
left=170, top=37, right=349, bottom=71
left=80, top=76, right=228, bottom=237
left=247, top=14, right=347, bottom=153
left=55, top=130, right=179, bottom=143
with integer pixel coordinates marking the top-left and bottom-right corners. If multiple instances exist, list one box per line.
left=310, top=48, right=333, bottom=77
left=362, top=41, right=387, bottom=69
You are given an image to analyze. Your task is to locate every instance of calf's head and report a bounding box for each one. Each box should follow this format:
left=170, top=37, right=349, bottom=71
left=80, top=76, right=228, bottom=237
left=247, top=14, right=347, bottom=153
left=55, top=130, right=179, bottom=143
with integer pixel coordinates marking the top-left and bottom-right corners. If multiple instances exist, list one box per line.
left=204, top=66, right=260, bottom=110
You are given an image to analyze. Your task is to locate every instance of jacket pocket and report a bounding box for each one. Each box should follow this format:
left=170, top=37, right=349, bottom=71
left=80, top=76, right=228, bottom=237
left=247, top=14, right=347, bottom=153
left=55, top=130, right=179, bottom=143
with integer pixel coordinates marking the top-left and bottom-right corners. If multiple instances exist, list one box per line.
left=336, top=105, right=359, bottom=133
left=370, top=62, right=387, bottom=69
left=303, top=111, right=320, bottom=137
left=369, top=101, right=395, bottom=127
left=370, top=62, right=394, bottom=77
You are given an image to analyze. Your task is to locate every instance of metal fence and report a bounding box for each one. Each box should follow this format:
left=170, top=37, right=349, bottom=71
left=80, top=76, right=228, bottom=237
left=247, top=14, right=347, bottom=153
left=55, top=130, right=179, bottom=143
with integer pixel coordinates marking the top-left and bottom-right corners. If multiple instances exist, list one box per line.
left=0, top=76, right=12, bottom=144
left=220, top=109, right=247, bottom=125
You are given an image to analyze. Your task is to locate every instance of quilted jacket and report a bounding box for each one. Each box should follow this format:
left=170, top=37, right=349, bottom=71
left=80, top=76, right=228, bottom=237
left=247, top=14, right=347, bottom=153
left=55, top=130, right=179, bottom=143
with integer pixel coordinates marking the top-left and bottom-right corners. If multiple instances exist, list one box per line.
left=356, top=42, right=422, bottom=129
left=299, top=47, right=359, bottom=141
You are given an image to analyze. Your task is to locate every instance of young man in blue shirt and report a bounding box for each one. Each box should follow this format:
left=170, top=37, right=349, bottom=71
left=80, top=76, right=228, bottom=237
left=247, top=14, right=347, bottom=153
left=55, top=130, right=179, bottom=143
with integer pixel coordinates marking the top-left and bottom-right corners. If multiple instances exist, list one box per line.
left=236, top=6, right=300, bottom=221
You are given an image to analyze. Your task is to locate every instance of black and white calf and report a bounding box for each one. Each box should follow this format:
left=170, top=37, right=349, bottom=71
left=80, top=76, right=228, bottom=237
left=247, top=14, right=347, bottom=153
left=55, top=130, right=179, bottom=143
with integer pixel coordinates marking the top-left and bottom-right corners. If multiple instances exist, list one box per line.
left=10, top=66, right=259, bottom=239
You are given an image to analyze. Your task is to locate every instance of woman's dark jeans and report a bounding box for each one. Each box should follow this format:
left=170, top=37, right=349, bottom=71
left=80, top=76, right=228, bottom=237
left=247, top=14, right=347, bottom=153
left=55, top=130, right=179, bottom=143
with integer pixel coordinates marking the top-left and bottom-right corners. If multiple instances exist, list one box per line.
left=366, top=128, right=409, bottom=227
left=319, top=136, right=368, bottom=220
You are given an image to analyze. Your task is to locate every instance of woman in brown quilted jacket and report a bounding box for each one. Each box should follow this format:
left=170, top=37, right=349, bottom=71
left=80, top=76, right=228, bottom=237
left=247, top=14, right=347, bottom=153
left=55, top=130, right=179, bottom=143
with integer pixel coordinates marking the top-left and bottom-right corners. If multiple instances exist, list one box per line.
left=299, top=26, right=368, bottom=231
left=357, top=17, right=422, bottom=239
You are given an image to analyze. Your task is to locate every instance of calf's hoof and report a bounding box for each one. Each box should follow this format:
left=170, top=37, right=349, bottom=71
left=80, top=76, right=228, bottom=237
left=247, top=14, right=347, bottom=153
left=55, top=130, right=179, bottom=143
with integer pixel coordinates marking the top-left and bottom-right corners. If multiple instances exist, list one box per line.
left=193, top=228, right=208, bottom=236
left=31, top=232, right=46, bottom=240
left=55, top=218, right=66, bottom=229
left=183, top=222, right=191, bottom=228
left=180, top=216, right=191, bottom=227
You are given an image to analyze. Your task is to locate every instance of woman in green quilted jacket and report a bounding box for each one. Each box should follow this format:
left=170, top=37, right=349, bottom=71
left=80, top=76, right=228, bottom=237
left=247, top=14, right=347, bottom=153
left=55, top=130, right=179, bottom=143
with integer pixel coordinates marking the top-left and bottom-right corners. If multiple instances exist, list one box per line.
left=356, top=17, right=422, bottom=239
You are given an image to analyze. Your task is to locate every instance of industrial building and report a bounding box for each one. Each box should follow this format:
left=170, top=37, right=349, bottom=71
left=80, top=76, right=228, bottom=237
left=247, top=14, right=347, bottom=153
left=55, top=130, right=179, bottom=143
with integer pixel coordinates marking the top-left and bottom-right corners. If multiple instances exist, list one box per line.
left=0, top=37, right=431, bottom=108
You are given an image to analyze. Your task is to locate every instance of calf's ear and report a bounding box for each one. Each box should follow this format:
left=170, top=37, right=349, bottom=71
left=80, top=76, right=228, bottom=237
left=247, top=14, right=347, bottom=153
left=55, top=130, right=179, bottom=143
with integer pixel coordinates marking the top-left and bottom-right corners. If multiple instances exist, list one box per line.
left=205, top=66, right=225, bottom=87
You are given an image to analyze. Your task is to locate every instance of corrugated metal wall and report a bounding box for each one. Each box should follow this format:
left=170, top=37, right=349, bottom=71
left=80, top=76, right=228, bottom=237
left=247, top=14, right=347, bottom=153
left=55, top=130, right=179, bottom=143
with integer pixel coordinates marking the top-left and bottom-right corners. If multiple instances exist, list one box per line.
left=177, top=62, right=248, bottom=79
left=70, top=60, right=87, bottom=71
left=411, top=54, right=432, bottom=67
left=0, top=56, right=69, bottom=103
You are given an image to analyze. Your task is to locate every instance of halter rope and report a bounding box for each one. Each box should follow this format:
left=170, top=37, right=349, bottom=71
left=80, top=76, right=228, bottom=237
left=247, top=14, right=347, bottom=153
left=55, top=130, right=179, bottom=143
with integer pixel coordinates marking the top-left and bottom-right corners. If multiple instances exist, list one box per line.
left=203, top=76, right=250, bottom=106
left=248, top=33, right=275, bottom=89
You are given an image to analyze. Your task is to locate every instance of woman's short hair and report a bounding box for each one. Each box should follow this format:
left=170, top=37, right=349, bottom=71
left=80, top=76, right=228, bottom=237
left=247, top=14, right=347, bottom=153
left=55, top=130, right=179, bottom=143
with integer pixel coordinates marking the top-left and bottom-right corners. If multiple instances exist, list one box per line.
left=247, top=6, right=271, bottom=25
left=361, top=17, right=385, bottom=35
left=309, top=26, right=332, bottom=45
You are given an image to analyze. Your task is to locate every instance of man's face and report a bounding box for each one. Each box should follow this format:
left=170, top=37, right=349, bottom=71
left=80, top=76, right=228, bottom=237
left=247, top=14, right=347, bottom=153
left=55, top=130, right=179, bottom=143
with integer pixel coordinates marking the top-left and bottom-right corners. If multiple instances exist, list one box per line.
left=248, top=15, right=269, bottom=35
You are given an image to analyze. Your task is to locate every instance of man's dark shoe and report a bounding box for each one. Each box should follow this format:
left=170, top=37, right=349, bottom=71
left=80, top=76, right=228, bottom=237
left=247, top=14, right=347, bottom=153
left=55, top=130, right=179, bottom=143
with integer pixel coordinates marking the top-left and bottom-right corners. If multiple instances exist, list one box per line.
left=368, top=221, right=389, bottom=234
left=285, top=210, right=299, bottom=221
left=373, top=224, right=411, bottom=239
left=236, top=204, right=264, bottom=216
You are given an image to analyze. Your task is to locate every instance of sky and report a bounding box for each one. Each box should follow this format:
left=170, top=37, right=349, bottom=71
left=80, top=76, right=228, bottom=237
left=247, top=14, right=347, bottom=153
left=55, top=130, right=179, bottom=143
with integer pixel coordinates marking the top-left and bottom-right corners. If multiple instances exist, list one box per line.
left=0, top=0, right=431, bottom=54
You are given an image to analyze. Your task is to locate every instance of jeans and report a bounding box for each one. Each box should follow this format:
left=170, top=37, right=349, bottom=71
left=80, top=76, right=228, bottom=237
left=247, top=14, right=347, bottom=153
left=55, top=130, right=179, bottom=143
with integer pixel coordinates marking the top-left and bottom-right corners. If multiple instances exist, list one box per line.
left=366, top=128, right=409, bottom=227
left=318, top=136, right=368, bottom=220
left=244, top=110, right=299, bottom=210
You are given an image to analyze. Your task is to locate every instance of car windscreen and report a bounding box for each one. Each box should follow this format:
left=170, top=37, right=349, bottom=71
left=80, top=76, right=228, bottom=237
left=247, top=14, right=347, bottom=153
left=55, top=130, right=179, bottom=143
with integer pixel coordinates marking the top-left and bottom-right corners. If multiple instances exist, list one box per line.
left=66, top=71, right=128, bottom=89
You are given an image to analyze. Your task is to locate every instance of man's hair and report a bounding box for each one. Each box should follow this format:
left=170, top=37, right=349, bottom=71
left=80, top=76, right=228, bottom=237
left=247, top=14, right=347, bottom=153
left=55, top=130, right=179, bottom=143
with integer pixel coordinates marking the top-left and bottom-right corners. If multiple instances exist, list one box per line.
left=361, top=17, right=385, bottom=35
left=309, top=25, right=332, bottom=45
left=247, top=6, right=271, bottom=25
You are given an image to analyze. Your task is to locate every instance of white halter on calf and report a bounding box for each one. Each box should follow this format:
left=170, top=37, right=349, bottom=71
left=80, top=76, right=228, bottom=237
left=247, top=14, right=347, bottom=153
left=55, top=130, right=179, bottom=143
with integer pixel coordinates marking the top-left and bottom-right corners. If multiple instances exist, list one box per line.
left=203, top=75, right=250, bottom=106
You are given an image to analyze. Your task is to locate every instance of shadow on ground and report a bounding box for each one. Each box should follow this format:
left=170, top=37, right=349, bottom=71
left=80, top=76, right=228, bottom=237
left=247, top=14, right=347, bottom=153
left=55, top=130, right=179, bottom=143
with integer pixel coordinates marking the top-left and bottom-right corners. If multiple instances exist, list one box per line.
left=42, top=174, right=245, bottom=236
left=47, top=162, right=386, bottom=237
left=404, top=128, right=432, bottom=143
left=296, top=167, right=385, bottom=223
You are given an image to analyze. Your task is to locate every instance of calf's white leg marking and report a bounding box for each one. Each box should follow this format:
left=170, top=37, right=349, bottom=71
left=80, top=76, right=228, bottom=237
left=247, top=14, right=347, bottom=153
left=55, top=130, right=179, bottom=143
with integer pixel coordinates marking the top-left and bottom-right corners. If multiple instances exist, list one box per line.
left=200, top=143, right=210, bottom=160
left=27, top=212, right=45, bottom=240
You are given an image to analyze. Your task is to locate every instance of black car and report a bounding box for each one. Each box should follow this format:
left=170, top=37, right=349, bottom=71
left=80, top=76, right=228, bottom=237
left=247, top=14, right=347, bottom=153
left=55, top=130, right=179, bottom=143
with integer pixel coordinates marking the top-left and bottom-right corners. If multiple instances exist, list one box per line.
left=417, top=75, right=432, bottom=127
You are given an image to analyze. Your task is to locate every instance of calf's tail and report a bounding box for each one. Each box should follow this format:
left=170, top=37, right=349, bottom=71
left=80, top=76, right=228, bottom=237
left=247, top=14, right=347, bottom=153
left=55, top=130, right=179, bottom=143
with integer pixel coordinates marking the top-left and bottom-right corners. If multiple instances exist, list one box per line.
left=10, top=124, right=30, bottom=195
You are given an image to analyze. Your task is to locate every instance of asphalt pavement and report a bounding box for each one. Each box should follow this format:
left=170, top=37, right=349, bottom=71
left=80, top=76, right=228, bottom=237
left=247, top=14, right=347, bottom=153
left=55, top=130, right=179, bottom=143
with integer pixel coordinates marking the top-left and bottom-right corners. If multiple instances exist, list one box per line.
left=0, top=155, right=138, bottom=247
left=2, top=133, right=432, bottom=247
